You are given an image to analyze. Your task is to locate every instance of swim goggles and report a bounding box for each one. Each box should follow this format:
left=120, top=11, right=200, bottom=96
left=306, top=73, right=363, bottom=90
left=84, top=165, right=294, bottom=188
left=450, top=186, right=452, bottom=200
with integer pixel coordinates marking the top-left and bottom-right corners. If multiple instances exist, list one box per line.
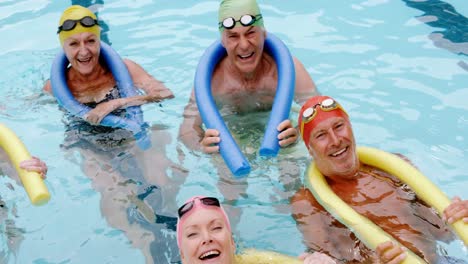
left=178, top=197, right=220, bottom=219
left=300, top=98, right=344, bottom=134
left=219, top=14, right=263, bottom=30
left=57, top=16, right=99, bottom=34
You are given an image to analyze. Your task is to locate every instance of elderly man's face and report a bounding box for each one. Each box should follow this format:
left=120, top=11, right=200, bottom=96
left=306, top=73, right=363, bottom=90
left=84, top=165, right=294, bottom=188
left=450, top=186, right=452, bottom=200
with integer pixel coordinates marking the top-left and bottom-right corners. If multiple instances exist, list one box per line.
left=307, top=116, right=359, bottom=179
left=221, top=25, right=266, bottom=75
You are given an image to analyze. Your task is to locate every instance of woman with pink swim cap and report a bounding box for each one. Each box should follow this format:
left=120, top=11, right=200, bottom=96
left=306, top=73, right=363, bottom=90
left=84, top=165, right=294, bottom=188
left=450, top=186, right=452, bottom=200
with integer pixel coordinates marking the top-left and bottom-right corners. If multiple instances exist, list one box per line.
left=176, top=196, right=336, bottom=264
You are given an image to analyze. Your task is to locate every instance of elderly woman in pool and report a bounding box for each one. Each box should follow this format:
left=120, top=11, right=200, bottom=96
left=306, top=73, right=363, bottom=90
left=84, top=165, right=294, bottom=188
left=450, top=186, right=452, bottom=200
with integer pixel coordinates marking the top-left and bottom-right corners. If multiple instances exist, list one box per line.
left=43, top=5, right=173, bottom=123
left=177, top=196, right=336, bottom=264
left=42, top=5, right=183, bottom=263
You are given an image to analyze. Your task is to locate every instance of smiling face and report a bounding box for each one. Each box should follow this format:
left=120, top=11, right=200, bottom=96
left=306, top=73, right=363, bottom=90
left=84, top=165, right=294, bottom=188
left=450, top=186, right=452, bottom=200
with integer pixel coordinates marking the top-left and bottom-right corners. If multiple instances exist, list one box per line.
left=179, top=208, right=235, bottom=264
left=63, top=32, right=100, bottom=76
left=221, top=25, right=266, bottom=75
left=307, top=116, right=360, bottom=180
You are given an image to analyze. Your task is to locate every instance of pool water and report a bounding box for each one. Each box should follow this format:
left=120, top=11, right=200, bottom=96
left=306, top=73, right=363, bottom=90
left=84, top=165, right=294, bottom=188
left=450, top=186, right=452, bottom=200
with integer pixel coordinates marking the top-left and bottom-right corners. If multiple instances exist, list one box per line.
left=0, top=0, right=467, bottom=263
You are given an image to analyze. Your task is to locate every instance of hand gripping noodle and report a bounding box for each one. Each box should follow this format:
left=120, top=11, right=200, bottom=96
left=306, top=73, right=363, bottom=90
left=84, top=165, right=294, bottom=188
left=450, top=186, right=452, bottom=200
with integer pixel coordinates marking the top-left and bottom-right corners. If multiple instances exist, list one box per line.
left=306, top=146, right=468, bottom=264
left=0, top=124, right=50, bottom=205
left=50, top=42, right=151, bottom=150
left=194, top=33, right=295, bottom=177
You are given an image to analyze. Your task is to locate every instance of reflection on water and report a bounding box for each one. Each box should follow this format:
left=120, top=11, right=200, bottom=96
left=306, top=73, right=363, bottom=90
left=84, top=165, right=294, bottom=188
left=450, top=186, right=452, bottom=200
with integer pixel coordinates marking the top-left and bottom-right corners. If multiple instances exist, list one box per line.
left=402, top=0, right=468, bottom=56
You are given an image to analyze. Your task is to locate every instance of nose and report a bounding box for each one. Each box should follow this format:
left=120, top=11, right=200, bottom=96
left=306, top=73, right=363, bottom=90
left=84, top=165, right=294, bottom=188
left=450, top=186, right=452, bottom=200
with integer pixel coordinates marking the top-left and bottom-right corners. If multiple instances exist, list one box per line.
left=329, top=130, right=340, bottom=146
left=201, top=230, right=213, bottom=245
left=78, top=42, right=89, bottom=55
left=238, top=35, right=249, bottom=50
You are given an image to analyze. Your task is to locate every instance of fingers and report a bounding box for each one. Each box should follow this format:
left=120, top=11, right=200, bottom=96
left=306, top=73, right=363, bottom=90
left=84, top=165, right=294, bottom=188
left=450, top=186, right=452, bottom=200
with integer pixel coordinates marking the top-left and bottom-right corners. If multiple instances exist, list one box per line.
left=443, top=196, right=468, bottom=224
left=277, top=120, right=298, bottom=147
left=376, top=241, right=406, bottom=264
left=300, top=252, right=336, bottom=264
left=201, top=129, right=220, bottom=154
left=19, top=157, right=48, bottom=179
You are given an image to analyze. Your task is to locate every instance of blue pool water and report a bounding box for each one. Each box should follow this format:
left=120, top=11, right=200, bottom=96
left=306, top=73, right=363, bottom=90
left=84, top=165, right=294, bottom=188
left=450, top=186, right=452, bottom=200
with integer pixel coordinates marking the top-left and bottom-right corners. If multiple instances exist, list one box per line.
left=1, top=0, right=467, bottom=263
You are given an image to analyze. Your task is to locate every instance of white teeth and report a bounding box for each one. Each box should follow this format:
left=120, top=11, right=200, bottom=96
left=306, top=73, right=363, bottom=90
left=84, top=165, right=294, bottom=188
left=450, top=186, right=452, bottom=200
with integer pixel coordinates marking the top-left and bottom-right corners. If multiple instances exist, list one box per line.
left=199, top=250, right=220, bottom=259
left=331, top=147, right=347, bottom=157
left=239, top=52, right=253, bottom=59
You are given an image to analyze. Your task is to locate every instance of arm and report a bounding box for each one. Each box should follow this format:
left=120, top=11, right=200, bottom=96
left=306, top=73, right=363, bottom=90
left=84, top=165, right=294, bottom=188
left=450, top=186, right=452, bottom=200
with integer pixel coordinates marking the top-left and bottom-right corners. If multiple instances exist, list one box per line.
left=178, top=90, right=220, bottom=153
left=85, top=59, right=174, bottom=124
left=293, top=57, right=319, bottom=105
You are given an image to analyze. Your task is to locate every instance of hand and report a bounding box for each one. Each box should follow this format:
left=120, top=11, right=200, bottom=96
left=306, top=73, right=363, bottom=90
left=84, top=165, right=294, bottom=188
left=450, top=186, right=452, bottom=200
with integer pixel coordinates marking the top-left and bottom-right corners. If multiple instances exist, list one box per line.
left=375, top=241, right=407, bottom=264
left=19, top=157, right=47, bottom=179
left=299, top=252, right=336, bottom=264
left=277, top=119, right=298, bottom=147
left=84, top=100, right=119, bottom=125
left=443, top=196, right=468, bottom=224
left=200, top=129, right=220, bottom=153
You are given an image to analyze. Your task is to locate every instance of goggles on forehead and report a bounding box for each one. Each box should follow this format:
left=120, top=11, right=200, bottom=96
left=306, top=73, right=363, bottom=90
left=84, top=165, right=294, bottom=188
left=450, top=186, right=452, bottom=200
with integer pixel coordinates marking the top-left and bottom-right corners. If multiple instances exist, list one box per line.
left=300, top=98, right=344, bottom=135
left=57, top=16, right=99, bottom=34
left=219, top=14, right=263, bottom=30
left=178, top=197, right=220, bottom=219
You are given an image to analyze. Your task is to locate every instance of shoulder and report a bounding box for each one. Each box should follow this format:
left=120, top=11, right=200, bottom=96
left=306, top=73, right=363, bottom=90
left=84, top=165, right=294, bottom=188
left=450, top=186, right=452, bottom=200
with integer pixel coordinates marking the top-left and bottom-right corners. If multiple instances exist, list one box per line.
left=123, top=59, right=144, bottom=73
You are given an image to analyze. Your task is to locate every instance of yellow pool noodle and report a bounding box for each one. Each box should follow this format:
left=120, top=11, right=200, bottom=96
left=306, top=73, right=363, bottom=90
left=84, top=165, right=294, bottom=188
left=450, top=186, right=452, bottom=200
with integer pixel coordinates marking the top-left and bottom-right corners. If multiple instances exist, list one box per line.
left=0, top=124, right=50, bottom=205
left=236, top=248, right=301, bottom=264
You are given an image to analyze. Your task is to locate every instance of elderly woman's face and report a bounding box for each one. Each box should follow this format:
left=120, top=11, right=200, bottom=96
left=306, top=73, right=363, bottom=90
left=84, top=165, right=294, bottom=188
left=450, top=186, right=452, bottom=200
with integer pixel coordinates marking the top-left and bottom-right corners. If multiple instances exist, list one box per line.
left=63, top=32, right=100, bottom=76
left=179, top=207, right=235, bottom=264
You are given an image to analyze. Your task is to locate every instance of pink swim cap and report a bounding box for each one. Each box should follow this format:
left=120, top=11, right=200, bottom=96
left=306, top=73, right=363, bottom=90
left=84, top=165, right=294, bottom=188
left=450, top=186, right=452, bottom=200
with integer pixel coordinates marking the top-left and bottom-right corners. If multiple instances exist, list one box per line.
left=176, top=196, right=231, bottom=248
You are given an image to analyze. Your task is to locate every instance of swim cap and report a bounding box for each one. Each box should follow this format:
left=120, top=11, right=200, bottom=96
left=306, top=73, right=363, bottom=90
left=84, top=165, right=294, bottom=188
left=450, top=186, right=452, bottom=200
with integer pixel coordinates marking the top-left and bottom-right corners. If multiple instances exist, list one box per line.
left=298, top=96, right=348, bottom=148
left=176, top=196, right=231, bottom=248
left=218, top=0, right=264, bottom=32
left=58, top=5, right=100, bottom=46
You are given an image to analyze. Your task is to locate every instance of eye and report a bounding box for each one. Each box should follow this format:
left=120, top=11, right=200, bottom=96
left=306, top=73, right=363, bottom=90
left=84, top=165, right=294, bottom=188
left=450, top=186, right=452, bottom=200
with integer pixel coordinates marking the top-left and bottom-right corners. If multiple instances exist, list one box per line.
left=334, top=122, right=344, bottom=130
left=187, top=232, right=198, bottom=238
left=315, top=132, right=325, bottom=139
left=212, top=226, right=222, bottom=231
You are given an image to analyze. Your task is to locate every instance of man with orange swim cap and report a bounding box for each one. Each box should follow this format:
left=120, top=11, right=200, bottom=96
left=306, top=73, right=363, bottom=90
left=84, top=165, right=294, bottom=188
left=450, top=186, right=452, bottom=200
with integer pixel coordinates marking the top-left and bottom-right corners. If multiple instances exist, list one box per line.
left=292, top=95, right=468, bottom=263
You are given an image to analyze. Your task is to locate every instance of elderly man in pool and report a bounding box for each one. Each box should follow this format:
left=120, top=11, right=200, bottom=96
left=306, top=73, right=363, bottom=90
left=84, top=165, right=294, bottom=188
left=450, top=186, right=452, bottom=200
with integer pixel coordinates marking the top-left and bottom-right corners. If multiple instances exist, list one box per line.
left=179, top=0, right=318, bottom=152
left=291, top=95, right=468, bottom=263
left=176, top=196, right=336, bottom=264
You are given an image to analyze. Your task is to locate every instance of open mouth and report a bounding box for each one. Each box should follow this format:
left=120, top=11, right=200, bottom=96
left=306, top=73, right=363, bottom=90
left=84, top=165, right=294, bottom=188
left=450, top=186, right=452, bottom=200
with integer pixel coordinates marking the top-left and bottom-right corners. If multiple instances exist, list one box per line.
left=77, top=57, right=92, bottom=64
left=199, top=250, right=221, bottom=261
left=237, top=52, right=254, bottom=60
left=330, top=147, right=348, bottom=157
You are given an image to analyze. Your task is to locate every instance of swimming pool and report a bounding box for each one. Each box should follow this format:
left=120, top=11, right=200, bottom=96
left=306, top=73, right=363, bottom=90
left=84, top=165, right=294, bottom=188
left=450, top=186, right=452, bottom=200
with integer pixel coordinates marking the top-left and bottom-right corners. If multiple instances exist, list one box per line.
left=0, top=0, right=467, bottom=263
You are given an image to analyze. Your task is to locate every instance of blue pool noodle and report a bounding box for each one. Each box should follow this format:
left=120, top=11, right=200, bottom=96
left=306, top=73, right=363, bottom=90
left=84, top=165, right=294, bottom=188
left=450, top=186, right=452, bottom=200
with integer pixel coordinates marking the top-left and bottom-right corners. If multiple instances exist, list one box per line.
left=259, top=34, right=295, bottom=156
left=50, top=42, right=151, bottom=150
left=194, top=33, right=295, bottom=177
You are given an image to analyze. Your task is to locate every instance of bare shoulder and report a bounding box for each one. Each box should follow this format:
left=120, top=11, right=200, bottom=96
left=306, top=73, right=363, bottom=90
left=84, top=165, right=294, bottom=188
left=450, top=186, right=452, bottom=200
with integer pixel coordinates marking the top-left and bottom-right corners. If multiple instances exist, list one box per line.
left=292, top=56, right=319, bottom=103
left=123, top=58, right=145, bottom=74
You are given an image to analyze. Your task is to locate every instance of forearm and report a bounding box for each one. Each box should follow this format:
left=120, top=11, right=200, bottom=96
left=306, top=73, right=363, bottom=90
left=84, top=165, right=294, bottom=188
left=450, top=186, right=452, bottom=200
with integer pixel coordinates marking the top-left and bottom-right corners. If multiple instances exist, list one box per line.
left=179, top=117, right=204, bottom=151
